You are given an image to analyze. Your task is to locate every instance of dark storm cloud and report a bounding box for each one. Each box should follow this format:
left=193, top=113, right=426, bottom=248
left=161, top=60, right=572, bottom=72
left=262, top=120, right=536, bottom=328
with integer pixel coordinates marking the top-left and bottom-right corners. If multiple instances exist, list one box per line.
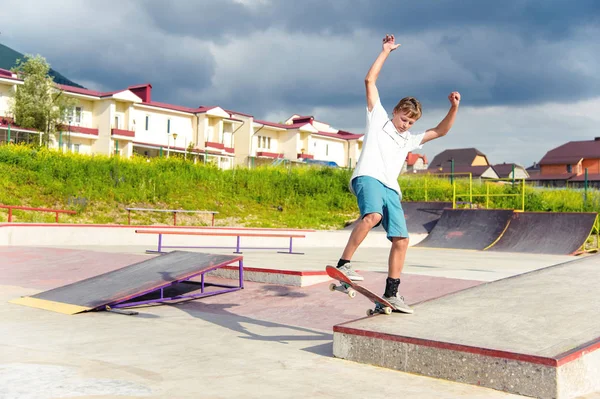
left=2, top=0, right=600, bottom=116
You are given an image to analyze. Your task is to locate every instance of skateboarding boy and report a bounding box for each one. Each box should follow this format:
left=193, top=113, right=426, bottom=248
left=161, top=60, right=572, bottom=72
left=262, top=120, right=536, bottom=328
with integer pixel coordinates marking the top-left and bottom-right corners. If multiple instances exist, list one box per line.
left=337, top=34, right=461, bottom=314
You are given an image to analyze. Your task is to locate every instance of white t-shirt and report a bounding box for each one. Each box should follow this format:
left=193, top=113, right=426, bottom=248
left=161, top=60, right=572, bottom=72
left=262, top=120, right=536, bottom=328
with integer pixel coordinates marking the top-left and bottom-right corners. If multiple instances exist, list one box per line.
left=350, top=98, right=425, bottom=197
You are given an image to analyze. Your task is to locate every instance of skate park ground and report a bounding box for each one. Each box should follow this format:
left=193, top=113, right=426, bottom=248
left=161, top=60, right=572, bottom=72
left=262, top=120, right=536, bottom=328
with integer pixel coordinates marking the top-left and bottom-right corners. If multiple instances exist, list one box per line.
left=1, top=225, right=599, bottom=398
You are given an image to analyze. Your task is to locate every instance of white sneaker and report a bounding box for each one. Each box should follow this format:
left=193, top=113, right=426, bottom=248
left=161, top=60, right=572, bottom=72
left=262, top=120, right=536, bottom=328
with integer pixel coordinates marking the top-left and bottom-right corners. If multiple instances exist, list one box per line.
left=337, top=263, right=364, bottom=281
left=383, top=293, right=414, bottom=314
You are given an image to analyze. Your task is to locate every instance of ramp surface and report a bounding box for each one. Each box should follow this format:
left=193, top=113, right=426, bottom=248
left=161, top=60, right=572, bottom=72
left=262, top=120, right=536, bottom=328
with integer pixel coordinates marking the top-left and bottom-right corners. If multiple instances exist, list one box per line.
left=415, top=209, right=513, bottom=250
left=10, top=251, right=242, bottom=314
left=345, top=201, right=451, bottom=234
left=486, top=211, right=597, bottom=255
left=402, top=201, right=452, bottom=234
left=334, top=254, right=600, bottom=398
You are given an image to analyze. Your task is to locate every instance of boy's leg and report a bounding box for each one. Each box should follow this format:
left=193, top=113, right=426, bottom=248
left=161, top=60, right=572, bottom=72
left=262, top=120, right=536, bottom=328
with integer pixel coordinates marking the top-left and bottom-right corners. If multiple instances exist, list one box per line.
left=337, top=176, right=384, bottom=281
left=380, top=189, right=414, bottom=314
left=341, top=212, right=382, bottom=261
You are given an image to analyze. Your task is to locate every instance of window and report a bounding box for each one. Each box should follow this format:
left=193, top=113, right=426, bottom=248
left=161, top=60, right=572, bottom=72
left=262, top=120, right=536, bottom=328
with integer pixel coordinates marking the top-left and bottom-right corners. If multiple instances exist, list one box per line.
left=326, top=144, right=329, bottom=156
left=145, top=115, right=150, bottom=131
left=73, top=144, right=80, bottom=153
left=75, top=107, right=82, bottom=123
left=567, top=165, right=572, bottom=173
left=257, top=135, right=271, bottom=150
left=114, top=116, right=120, bottom=129
left=167, top=119, right=171, bottom=133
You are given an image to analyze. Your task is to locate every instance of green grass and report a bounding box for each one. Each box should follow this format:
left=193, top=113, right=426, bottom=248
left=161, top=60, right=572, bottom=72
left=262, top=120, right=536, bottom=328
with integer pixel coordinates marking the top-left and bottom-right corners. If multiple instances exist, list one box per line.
left=0, top=144, right=598, bottom=228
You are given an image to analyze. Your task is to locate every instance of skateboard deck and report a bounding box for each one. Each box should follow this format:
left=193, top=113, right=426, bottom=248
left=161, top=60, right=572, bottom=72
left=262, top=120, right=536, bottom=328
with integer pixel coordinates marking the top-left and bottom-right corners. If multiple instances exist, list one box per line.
left=326, top=265, right=397, bottom=316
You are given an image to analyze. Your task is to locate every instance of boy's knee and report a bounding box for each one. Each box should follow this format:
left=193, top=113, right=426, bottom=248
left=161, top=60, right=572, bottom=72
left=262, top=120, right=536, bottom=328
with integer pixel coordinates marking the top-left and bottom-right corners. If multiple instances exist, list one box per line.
left=391, top=236, right=409, bottom=249
left=362, top=212, right=382, bottom=227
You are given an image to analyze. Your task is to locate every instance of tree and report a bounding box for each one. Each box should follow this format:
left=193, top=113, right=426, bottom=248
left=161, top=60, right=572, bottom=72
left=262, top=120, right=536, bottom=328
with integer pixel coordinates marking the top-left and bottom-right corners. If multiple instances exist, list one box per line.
left=9, top=54, right=76, bottom=147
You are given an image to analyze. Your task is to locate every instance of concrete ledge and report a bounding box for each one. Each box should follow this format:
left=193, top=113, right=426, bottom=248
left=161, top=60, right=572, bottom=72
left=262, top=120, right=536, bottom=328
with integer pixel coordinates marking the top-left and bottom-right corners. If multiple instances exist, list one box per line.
left=332, top=255, right=600, bottom=398
left=207, top=266, right=329, bottom=287
left=333, top=328, right=600, bottom=398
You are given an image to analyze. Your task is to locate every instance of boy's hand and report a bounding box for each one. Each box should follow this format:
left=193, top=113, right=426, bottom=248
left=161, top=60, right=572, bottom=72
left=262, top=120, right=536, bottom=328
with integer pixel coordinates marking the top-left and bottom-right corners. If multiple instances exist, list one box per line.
left=448, top=92, right=461, bottom=107
left=382, top=34, right=401, bottom=53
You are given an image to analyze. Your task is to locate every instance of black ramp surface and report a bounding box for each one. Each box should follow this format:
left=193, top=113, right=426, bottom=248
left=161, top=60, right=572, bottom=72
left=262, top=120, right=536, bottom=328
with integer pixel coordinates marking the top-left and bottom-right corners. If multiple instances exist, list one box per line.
left=402, top=201, right=452, bottom=234
left=415, top=209, right=514, bottom=250
left=345, top=201, right=451, bottom=234
left=32, top=251, right=240, bottom=309
left=486, top=212, right=597, bottom=255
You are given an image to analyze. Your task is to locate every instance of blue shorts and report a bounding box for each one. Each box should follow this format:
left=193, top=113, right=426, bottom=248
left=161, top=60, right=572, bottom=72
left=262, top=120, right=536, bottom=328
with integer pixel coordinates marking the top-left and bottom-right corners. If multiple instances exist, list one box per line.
left=352, top=176, right=408, bottom=241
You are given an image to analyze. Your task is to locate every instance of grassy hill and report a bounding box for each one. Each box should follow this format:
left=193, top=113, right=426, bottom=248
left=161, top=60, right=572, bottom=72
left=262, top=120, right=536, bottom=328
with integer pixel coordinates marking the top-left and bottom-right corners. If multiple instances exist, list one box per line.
left=0, top=42, right=84, bottom=88
left=0, top=145, right=597, bottom=227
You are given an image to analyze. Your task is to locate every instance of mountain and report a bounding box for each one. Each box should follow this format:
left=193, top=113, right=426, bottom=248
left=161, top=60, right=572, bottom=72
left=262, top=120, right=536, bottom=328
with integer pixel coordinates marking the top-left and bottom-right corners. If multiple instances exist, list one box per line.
left=0, top=42, right=84, bottom=88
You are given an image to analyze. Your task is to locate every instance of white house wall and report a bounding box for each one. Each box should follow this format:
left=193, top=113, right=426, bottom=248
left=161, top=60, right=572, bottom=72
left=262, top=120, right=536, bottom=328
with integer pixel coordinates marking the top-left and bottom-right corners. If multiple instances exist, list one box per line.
left=132, top=106, right=194, bottom=149
left=0, top=82, right=15, bottom=116
left=313, top=137, right=346, bottom=166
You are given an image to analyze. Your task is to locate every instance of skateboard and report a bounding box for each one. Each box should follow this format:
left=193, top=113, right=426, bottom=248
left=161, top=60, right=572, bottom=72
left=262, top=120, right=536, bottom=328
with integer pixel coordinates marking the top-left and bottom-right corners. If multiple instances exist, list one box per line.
left=326, top=265, right=397, bottom=316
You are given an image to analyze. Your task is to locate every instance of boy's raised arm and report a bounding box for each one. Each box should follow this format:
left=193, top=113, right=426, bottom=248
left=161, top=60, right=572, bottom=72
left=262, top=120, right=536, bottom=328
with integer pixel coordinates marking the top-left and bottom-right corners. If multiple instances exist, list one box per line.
left=365, top=34, right=401, bottom=112
left=421, top=92, right=461, bottom=145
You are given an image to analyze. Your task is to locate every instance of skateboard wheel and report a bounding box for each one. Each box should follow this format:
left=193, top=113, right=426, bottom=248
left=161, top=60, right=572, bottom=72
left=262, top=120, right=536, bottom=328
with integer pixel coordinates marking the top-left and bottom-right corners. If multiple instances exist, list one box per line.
left=383, top=307, right=392, bottom=315
left=347, top=289, right=356, bottom=299
left=367, top=309, right=374, bottom=316
left=329, top=283, right=337, bottom=292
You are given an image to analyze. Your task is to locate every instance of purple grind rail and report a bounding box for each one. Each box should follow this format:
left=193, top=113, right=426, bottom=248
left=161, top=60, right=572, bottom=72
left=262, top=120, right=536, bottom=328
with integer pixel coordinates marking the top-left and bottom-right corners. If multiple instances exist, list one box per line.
left=147, top=233, right=304, bottom=255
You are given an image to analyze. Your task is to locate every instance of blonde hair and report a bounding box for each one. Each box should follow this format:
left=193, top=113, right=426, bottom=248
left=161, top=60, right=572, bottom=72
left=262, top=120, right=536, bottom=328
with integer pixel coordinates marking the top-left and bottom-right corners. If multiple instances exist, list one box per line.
left=393, top=97, right=422, bottom=120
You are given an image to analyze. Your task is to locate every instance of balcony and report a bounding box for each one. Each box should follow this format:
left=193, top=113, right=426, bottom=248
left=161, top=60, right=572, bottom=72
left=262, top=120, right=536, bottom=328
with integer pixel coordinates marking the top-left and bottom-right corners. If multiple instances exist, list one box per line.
left=224, top=147, right=235, bottom=154
left=205, top=141, right=225, bottom=150
left=111, top=128, right=135, bottom=138
left=297, top=153, right=314, bottom=160
left=69, top=126, right=99, bottom=136
left=256, top=151, right=284, bottom=159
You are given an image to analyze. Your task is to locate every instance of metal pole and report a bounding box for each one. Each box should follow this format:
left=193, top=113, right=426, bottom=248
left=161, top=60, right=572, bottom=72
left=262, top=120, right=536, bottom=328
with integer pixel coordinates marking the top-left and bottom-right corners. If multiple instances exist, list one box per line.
left=521, top=179, right=525, bottom=211
left=451, top=159, right=454, bottom=185
left=584, top=168, right=589, bottom=205
left=469, top=173, right=473, bottom=205
left=512, top=164, right=515, bottom=186
left=7, top=123, right=11, bottom=143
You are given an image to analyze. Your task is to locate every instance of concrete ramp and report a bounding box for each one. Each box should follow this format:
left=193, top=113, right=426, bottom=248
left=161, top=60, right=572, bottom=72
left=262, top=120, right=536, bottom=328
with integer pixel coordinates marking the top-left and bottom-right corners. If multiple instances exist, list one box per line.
left=10, top=251, right=243, bottom=314
left=333, top=254, right=600, bottom=398
left=345, top=201, right=451, bottom=235
left=415, top=209, right=513, bottom=250
left=486, top=212, right=597, bottom=255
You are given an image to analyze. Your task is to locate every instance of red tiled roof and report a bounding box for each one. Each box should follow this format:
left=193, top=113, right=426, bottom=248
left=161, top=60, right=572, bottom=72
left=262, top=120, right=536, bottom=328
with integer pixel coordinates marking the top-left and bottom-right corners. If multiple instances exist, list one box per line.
left=314, top=130, right=363, bottom=140
left=254, top=119, right=301, bottom=129
left=539, top=139, right=600, bottom=165
left=56, top=84, right=104, bottom=97
left=140, top=101, right=198, bottom=114
left=406, top=152, right=427, bottom=166
left=226, top=109, right=254, bottom=118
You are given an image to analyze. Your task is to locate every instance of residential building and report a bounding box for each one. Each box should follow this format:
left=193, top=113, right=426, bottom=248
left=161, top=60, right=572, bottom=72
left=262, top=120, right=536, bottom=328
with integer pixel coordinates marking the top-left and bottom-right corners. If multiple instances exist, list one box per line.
left=404, top=152, right=428, bottom=173
left=425, top=148, right=498, bottom=179
left=492, top=163, right=529, bottom=180
left=0, top=69, right=363, bottom=169
left=530, top=138, right=600, bottom=187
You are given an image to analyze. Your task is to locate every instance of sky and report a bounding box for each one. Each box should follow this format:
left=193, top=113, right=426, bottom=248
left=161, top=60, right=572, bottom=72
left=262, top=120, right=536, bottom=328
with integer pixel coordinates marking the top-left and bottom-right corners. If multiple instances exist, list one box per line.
left=1, top=0, right=600, bottom=167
